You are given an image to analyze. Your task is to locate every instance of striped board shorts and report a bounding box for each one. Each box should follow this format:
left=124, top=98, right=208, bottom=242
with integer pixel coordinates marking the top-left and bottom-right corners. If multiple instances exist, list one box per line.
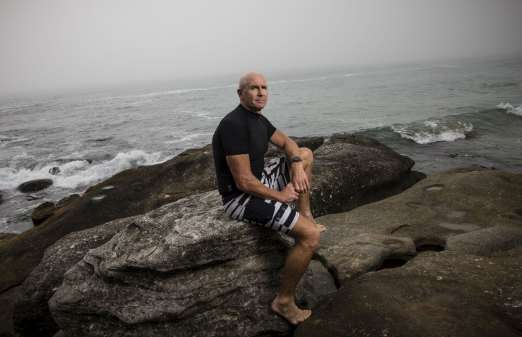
left=222, top=156, right=299, bottom=234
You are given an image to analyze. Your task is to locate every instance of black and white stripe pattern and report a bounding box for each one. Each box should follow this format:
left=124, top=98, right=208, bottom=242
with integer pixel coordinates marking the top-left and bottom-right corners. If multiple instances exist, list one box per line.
left=222, top=157, right=298, bottom=234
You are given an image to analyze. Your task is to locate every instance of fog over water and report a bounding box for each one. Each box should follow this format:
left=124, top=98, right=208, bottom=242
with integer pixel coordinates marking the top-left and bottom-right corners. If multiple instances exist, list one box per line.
left=1, top=0, right=522, bottom=96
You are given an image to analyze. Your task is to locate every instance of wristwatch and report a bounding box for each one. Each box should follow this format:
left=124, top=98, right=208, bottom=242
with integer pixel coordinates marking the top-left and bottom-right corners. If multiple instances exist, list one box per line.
left=291, top=156, right=302, bottom=163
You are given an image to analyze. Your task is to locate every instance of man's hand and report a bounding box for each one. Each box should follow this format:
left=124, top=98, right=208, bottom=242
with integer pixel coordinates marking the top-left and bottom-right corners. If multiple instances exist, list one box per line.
left=290, top=163, right=310, bottom=193
left=279, top=183, right=299, bottom=203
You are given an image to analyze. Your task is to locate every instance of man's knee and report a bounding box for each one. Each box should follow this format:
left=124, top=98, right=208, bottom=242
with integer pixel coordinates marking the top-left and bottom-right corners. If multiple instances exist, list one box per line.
left=295, top=221, right=320, bottom=252
left=299, top=147, right=313, bottom=161
left=307, top=228, right=320, bottom=252
left=299, top=147, right=314, bottom=169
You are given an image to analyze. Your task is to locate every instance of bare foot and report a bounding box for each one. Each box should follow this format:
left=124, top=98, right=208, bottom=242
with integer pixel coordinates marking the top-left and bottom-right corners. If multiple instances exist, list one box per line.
left=271, top=297, right=311, bottom=325
left=316, top=224, right=327, bottom=232
left=302, top=214, right=327, bottom=233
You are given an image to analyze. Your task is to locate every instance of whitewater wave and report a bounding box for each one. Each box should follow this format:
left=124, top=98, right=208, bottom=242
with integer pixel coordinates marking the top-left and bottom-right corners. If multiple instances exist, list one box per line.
left=0, top=150, right=165, bottom=191
left=496, top=102, right=522, bottom=116
left=392, top=118, right=473, bottom=144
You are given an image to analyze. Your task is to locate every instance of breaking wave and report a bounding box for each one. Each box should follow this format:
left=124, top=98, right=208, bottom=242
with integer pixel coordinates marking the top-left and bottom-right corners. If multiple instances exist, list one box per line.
left=0, top=150, right=165, bottom=191
left=392, top=118, right=473, bottom=144
left=496, top=102, right=522, bottom=116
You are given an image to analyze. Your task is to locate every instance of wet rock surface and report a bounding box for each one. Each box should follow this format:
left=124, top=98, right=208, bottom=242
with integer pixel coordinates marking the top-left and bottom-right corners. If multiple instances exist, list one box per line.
left=17, top=179, right=53, bottom=193
left=295, top=166, right=522, bottom=337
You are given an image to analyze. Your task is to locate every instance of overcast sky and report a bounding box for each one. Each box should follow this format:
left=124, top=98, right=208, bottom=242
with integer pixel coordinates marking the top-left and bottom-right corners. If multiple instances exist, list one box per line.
left=1, top=0, right=521, bottom=96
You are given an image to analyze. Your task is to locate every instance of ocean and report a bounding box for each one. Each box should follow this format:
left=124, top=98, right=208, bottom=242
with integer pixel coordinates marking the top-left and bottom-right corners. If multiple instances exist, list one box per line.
left=1, top=56, right=521, bottom=234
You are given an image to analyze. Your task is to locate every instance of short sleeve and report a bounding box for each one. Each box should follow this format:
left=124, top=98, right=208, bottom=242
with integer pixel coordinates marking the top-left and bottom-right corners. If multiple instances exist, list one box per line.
left=218, top=118, right=249, bottom=156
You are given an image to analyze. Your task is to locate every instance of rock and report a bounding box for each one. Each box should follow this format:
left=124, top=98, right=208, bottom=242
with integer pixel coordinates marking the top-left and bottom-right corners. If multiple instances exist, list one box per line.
left=31, top=194, right=80, bottom=226
left=0, top=329, right=14, bottom=337
left=445, top=226, right=522, bottom=257
left=49, top=167, right=60, bottom=175
left=296, top=251, right=522, bottom=337
left=295, top=166, right=522, bottom=336
left=14, top=216, right=130, bottom=337
left=17, top=179, right=53, bottom=193
left=42, top=191, right=316, bottom=337
left=310, top=134, right=425, bottom=217
left=0, top=192, right=3, bottom=205
left=265, top=136, right=325, bottom=160
left=0, top=286, right=18, bottom=337
left=0, top=233, right=16, bottom=244
left=31, top=202, right=55, bottom=226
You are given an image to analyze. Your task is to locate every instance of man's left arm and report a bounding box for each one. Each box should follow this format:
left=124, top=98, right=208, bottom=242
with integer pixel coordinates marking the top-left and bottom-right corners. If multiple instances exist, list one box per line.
left=269, top=130, right=310, bottom=193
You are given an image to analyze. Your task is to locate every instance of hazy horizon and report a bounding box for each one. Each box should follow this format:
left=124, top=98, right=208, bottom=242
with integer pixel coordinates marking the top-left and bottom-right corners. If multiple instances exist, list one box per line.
left=2, top=0, right=522, bottom=97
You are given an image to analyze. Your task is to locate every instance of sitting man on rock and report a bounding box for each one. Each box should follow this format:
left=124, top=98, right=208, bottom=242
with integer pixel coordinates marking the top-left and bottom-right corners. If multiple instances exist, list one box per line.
left=212, top=72, right=326, bottom=324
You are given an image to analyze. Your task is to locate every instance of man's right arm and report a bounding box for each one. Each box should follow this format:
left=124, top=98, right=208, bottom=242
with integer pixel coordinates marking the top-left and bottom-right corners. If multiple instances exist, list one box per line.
left=226, top=154, right=299, bottom=203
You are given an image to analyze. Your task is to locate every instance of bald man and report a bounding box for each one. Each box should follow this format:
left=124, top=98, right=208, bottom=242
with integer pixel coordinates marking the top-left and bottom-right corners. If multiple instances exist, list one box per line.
left=212, top=72, right=326, bottom=324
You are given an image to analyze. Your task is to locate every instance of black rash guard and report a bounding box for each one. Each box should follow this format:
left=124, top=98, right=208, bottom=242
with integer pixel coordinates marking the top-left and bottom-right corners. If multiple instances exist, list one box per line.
left=212, top=104, right=276, bottom=197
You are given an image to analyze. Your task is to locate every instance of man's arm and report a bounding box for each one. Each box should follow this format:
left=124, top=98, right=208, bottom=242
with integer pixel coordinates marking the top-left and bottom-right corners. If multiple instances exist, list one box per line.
left=226, top=154, right=299, bottom=203
left=269, top=130, right=310, bottom=193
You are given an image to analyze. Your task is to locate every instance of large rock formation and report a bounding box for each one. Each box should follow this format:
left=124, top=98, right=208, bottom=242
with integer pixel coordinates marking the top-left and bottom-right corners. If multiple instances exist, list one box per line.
left=8, top=135, right=422, bottom=336
left=43, top=191, right=316, bottom=337
left=296, top=249, right=522, bottom=337
left=310, top=135, right=425, bottom=217
left=295, top=166, right=522, bottom=336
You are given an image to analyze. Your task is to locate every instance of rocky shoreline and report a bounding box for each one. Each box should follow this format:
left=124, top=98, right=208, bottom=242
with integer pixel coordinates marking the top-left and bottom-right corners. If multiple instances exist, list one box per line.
left=1, top=135, right=520, bottom=336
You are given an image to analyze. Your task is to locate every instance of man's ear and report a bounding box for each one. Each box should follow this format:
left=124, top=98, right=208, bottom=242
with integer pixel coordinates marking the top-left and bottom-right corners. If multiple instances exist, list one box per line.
left=237, top=89, right=242, bottom=98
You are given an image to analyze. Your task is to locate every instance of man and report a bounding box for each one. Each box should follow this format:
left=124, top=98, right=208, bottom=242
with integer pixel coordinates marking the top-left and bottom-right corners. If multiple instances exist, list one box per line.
left=212, top=72, right=326, bottom=325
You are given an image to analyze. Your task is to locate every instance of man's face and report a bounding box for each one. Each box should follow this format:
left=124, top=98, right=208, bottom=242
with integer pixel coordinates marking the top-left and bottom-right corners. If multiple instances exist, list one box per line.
left=238, top=73, right=268, bottom=114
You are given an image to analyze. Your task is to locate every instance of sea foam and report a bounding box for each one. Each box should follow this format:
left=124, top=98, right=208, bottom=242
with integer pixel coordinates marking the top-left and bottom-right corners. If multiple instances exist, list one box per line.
left=496, top=102, right=522, bottom=116
left=392, top=119, right=473, bottom=144
left=0, top=150, right=165, bottom=191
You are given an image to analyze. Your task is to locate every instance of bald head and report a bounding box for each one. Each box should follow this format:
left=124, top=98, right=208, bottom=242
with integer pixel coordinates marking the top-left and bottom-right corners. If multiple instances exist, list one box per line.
left=238, top=72, right=266, bottom=91
left=237, top=72, right=268, bottom=114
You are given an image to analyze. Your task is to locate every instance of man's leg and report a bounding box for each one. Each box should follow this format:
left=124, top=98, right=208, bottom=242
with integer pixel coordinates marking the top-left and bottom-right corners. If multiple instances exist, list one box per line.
left=271, top=215, right=320, bottom=324
left=290, top=148, right=326, bottom=230
left=294, top=147, right=314, bottom=218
